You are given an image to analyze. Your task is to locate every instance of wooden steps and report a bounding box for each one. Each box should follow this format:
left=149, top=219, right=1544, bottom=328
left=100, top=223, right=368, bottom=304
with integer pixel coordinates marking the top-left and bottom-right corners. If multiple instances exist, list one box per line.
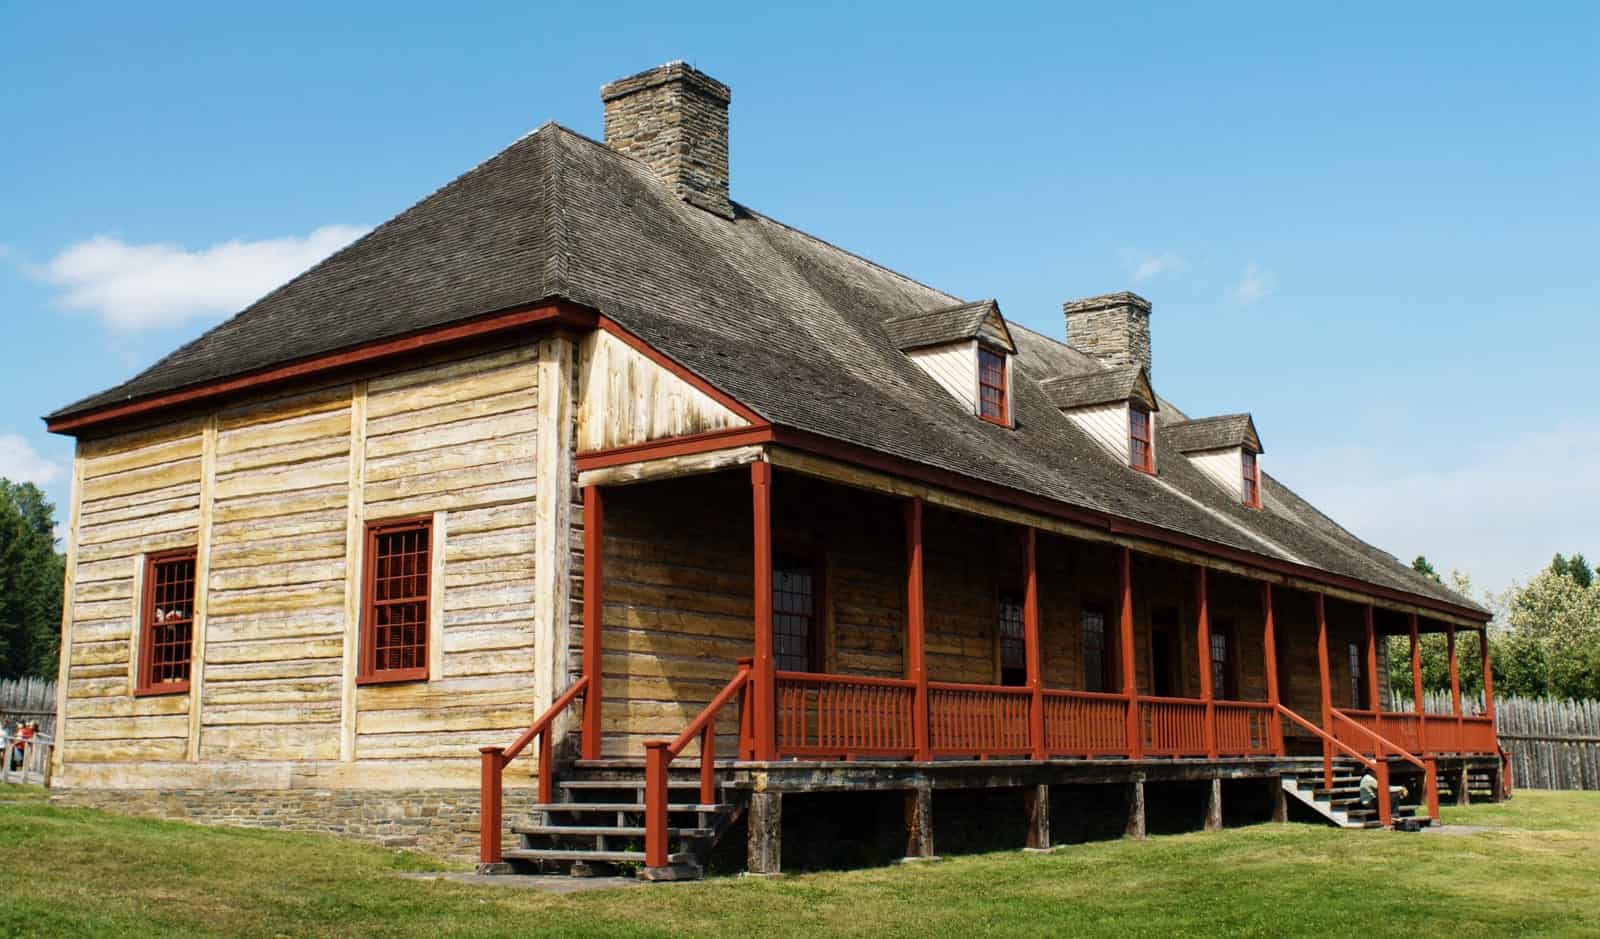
left=1281, top=760, right=1431, bottom=830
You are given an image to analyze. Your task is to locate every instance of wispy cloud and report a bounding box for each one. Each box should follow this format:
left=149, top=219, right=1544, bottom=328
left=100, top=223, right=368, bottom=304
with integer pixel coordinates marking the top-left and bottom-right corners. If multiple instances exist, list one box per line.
left=1123, top=249, right=1187, bottom=283
left=1229, top=262, right=1276, bottom=304
left=33, top=225, right=369, bottom=331
left=0, top=434, right=64, bottom=487
left=1269, top=421, right=1600, bottom=596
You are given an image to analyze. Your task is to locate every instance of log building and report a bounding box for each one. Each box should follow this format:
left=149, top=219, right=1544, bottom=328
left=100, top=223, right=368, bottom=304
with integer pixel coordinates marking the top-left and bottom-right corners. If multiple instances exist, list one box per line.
left=45, top=62, right=1502, bottom=876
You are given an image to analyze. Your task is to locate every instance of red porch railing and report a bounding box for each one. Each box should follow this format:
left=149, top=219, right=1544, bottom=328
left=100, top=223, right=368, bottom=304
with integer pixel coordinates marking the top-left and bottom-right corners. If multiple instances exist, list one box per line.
left=1214, top=700, right=1276, bottom=756
left=643, top=659, right=754, bottom=868
left=928, top=681, right=1033, bottom=758
left=1279, top=705, right=1401, bottom=826
left=775, top=671, right=917, bottom=758
left=1139, top=695, right=1210, bottom=757
left=1337, top=709, right=1498, bottom=756
left=1042, top=689, right=1130, bottom=756
left=1330, top=709, right=1441, bottom=822
left=478, top=674, right=590, bottom=866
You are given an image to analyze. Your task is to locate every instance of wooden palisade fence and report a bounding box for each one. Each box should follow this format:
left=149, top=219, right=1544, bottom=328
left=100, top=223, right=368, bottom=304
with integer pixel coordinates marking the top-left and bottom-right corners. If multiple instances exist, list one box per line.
left=1395, top=691, right=1600, bottom=791
left=0, top=677, right=56, bottom=737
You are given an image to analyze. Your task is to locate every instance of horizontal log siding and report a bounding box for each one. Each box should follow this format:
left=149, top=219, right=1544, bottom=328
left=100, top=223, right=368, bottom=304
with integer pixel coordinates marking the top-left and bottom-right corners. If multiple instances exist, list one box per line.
left=356, top=346, right=541, bottom=774
left=65, top=418, right=205, bottom=763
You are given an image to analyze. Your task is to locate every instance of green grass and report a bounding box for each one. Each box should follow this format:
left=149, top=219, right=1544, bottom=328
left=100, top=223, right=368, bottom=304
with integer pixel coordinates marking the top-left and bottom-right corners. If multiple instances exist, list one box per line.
left=2, top=788, right=1598, bottom=938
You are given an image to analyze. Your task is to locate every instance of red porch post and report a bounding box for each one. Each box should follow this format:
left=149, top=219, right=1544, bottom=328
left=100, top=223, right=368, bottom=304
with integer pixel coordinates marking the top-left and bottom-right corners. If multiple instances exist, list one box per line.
left=1023, top=527, right=1044, bottom=761
left=1410, top=614, right=1426, bottom=754
left=751, top=461, right=776, bottom=761
left=1447, top=623, right=1462, bottom=742
left=1195, top=567, right=1216, bottom=759
left=1261, top=582, right=1284, bottom=755
left=1363, top=605, right=1380, bottom=714
left=905, top=497, right=930, bottom=762
left=1481, top=626, right=1496, bottom=725
left=1315, top=593, right=1333, bottom=788
left=581, top=485, right=604, bottom=760
left=1119, top=547, right=1143, bottom=759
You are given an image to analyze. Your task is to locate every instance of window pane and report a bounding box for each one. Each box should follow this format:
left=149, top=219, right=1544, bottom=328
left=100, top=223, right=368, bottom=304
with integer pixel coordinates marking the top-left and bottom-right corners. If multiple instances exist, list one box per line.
left=369, top=522, right=430, bottom=676
left=774, top=565, right=816, bottom=672
left=145, top=554, right=196, bottom=687
left=998, top=594, right=1025, bottom=670
left=1082, top=609, right=1106, bottom=693
left=978, top=348, right=1007, bottom=420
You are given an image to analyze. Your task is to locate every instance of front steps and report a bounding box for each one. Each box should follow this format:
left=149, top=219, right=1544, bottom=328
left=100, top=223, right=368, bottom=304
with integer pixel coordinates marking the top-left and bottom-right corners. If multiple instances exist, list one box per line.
left=1280, top=760, right=1431, bottom=829
left=504, top=761, right=744, bottom=879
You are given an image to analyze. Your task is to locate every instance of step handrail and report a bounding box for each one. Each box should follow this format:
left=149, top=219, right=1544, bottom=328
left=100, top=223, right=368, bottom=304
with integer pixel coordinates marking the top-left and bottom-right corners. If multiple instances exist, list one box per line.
left=1277, top=705, right=1394, bottom=827
left=1331, top=709, right=1440, bottom=821
left=478, top=674, right=591, bottom=866
left=643, top=658, right=753, bottom=869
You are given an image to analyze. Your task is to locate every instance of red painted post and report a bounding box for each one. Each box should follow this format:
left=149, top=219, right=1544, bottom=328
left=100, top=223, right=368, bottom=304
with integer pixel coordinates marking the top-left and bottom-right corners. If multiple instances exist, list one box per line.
left=581, top=485, right=604, bottom=760
left=1480, top=626, right=1496, bottom=726
left=1195, top=567, right=1216, bottom=759
left=751, top=462, right=776, bottom=761
left=1118, top=547, right=1142, bottom=759
left=905, top=498, right=930, bottom=762
left=700, top=726, right=716, bottom=806
left=1410, top=614, right=1426, bottom=755
left=479, top=746, right=504, bottom=865
left=1023, top=527, right=1044, bottom=761
left=1363, top=605, right=1380, bottom=714
left=1315, top=594, right=1333, bottom=790
left=643, top=741, right=671, bottom=868
left=736, top=656, right=755, bottom=760
left=1376, top=759, right=1393, bottom=827
left=1261, top=583, right=1284, bottom=755
left=1447, top=624, right=1462, bottom=745
left=1424, top=757, right=1441, bottom=820
left=538, top=728, right=554, bottom=805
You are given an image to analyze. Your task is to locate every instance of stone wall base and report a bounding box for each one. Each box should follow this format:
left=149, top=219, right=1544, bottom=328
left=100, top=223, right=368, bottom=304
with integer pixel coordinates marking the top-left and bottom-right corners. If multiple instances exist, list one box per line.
left=49, top=787, right=535, bottom=861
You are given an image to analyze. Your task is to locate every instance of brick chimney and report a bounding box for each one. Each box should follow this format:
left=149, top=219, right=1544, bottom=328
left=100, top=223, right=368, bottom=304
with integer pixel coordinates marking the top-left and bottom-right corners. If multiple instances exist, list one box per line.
left=1063, top=292, right=1153, bottom=379
left=601, top=62, right=733, bottom=220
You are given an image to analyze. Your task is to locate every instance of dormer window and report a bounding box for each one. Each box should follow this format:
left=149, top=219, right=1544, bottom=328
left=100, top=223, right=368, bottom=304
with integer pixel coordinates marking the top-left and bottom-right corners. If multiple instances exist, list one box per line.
left=978, top=346, right=1008, bottom=424
left=1242, top=450, right=1261, bottom=508
left=1129, top=405, right=1154, bottom=473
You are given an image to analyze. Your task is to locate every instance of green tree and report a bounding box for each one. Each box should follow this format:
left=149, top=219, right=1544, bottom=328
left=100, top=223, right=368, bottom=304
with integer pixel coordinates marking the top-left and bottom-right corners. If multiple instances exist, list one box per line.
left=1549, top=552, right=1594, bottom=588
left=1494, top=565, right=1600, bottom=699
left=1412, top=556, right=1441, bottom=583
left=0, top=480, right=65, bottom=678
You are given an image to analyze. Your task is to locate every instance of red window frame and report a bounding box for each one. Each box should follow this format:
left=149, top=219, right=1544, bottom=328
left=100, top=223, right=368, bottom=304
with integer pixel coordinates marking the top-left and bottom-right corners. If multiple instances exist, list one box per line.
left=1129, top=405, right=1154, bottom=473
left=359, top=516, right=432, bottom=685
left=1242, top=450, right=1262, bottom=508
left=977, top=346, right=1008, bottom=425
left=136, top=549, right=197, bottom=696
left=997, top=591, right=1026, bottom=686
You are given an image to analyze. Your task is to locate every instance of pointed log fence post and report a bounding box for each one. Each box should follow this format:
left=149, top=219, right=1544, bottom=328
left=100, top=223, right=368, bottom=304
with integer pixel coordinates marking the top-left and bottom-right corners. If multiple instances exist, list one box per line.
left=905, top=497, right=930, bottom=762
left=1195, top=567, right=1216, bottom=759
left=581, top=485, right=604, bottom=760
left=751, top=461, right=776, bottom=761
left=1119, top=547, right=1142, bottom=759
left=1315, top=593, right=1333, bottom=789
left=1023, top=527, right=1044, bottom=761
left=1261, top=582, right=1284, bottom=755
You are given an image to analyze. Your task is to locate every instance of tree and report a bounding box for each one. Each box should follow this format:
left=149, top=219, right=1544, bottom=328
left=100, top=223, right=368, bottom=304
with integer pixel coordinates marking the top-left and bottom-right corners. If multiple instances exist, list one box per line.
left=0, top=480, right=65, bottom=678
left=1412, top=556, right=1442, bottom=583
left=1549, top=553, right=1594, bottom=588
left=1494, top=566, right=1600, bottom=699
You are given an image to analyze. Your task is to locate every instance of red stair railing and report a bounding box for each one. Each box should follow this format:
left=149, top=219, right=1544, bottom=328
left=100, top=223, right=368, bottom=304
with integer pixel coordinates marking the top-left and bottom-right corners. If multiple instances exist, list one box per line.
left=1332, top=709, right=1441, bottom=821
left=1278, top=705, right=1397, bottom=827
left=478, top=674, right=590, bottom=866
left=643, top=658, right=754, bottom=869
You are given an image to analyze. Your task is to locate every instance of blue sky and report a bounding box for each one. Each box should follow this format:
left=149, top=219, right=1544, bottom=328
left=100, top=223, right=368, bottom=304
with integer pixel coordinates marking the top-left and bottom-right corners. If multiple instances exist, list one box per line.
left=2, top=3, right=1595, bottom=597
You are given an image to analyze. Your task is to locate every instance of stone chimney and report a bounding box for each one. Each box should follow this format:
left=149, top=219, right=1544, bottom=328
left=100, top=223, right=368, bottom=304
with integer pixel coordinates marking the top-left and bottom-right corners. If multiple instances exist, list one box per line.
left=601, top=62, right=733, bottom=219
left=1063, top=292, right=1153, bottom=378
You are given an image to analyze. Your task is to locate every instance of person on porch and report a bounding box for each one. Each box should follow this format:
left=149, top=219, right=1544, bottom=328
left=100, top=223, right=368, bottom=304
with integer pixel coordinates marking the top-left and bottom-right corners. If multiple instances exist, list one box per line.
left=1359, top=768, right=1407, bottom=808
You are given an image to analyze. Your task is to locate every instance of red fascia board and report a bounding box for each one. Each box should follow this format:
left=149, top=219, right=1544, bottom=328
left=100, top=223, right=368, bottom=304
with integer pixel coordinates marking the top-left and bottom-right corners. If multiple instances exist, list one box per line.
left=576, top=425, right=775, bottom=471
left=45, top=300, right=598, bottom=435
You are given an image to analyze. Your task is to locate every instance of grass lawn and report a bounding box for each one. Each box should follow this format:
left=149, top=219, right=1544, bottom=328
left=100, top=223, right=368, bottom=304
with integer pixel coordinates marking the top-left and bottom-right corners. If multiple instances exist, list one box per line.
left=3, top=785, right=1598, bottom=938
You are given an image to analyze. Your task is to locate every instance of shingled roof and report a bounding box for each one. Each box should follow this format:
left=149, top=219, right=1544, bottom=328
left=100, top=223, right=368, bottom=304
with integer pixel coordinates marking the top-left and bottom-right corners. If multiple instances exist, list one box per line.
left=881, top=299, right=1015, bottom=353
left=47, top=122, right=1483, bottom=616
left=1037, top=365, right=1156, bottom=411
left=1165, top=414, right=1263, bottom=454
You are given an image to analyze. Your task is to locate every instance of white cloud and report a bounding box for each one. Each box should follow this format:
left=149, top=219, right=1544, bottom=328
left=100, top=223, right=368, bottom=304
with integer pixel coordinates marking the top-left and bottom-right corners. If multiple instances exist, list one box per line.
left=1123, top=250, right=1187, bottom=283
left=34, top=225, right=369, bottom=331
left=1270, top=421, right=1600, bottom=596
left=1229, top=262, right=1276, bottom=304
left=0, top=434, right=64, bottom=487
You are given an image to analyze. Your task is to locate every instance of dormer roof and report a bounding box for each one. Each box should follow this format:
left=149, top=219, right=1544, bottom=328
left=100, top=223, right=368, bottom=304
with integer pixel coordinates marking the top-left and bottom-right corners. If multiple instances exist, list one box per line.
left=882, top=299, right=1015, bottom=354
left=1037, top=365, right=1157, bottom=412
left=1165, top=413, right=1263, bottom=454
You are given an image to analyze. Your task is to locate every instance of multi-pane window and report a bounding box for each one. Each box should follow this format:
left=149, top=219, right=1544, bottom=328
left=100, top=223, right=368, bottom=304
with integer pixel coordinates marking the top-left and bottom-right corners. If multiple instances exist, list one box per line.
left=138, top=551, right=196, bottom=694
left=774, top=561, right=818, bottom=672
left=361, top=517, right=431, bottom=683
left=998, top=592, right=1026, bottom=686
left=1082, top=607, right=1108, bottom=693
left=1210, top=624, right=1239, bottom=700
left=977, top=347, right=1008, bottom=424
left=1129, top=405, right=1154, bottom=472
left=1348, top=641, right=1364, bottom=709
left=1242, top=451, right=1261, bottom=508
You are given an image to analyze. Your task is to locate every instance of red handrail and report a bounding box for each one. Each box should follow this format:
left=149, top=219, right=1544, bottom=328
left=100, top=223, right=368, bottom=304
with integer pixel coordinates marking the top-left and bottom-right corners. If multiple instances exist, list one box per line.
left=643, top=659, right=753, bottom=869
left=1278, top=705, right=1394, bottom=826
left=479, top=674, right=590, bottom=866
left=1332, top=709, right=1440, bottom=821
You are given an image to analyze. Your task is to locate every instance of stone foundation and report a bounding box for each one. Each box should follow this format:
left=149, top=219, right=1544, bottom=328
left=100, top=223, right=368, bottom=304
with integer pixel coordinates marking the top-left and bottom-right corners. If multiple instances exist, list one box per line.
left=50, top=787, right=537, bottom=861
